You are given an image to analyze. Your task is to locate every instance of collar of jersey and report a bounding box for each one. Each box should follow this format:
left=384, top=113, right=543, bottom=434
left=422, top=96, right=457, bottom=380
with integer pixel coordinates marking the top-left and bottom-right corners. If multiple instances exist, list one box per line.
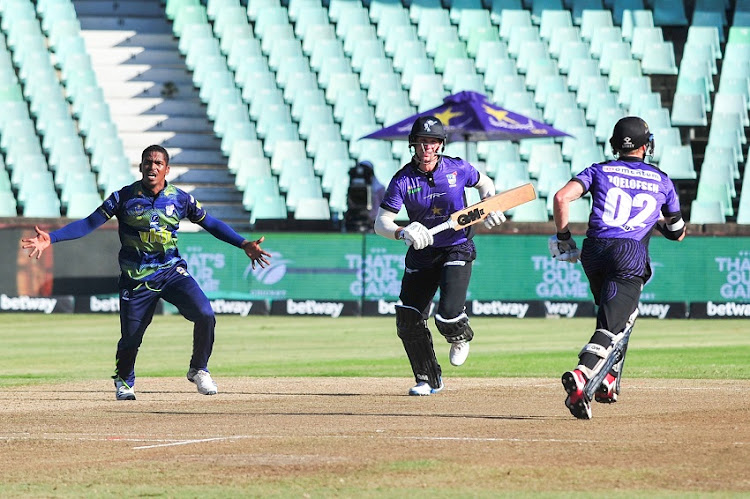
left=410, top=156, right=442, bottom=177
left=136, top=180, right=173, bottom=198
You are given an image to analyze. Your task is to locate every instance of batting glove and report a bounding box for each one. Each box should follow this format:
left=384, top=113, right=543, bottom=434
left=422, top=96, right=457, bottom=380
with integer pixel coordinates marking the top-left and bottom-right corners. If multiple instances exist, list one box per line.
left=401, top=222, right=433, bottom=250
left=483, top=210, right=506, bottom=229
left=548, top=231, right=580, bottom=263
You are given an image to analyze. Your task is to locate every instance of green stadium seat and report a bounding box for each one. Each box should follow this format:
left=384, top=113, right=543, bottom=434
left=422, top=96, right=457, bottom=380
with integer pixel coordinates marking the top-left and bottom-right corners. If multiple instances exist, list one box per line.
left=278, top=158, right=315, bottom=193
left=540, top=10, right=573, bottom=40
left=570, top=144, right=605, bottom=174
left=242, top=176, right=281, bottom=211
left=401, top=56, right=437, bottom=90
left=567, top=196, right=591, bottom=223
left=508, top=198, right=549, bottom=222
left=321, top=160, right=350, bottom=194
left=228, top=139, right=265, bottom=173
left=22, top=193, right=61, bottom=218
left=375, top=6, right=411, bottom=38
left=250, top=194, right=287, bottom=225
left=285, top=176, right=323, bottom=212
left=293, top=197, right=331, bottom=221
left=60, top=170, right=98, bottom=208
left=542, top=92, right=579, bottom=122
left=652, top=0, right=688, bottom=26
left=351, top=39, right=386, bottom=73
left=0, top=191, right=17, bottom=216
left=651, top=127, right=681, bottom=162
left=253, top=6, right=290, bottom=39
left=689, top=200, right=726, bottom=224
left=475, top=40, right=509, bottom=73
left=562, top=125, right=597, bottom=160
left=670, top=93, right=707, bottom=126
left=221, top=121, right=257, bottom=157
left=247, top=0, right=281, bottom=21
left=713, top=93, right=749, bottom=126
left=65, top=192, right=103, bottom=218
left=657, top=145, right=696, bottom=179
left=235, top=157, right=272, bottom=194
left=166, top=0, right=200, bottom=20
left=548, top=27, right=582, bottom=59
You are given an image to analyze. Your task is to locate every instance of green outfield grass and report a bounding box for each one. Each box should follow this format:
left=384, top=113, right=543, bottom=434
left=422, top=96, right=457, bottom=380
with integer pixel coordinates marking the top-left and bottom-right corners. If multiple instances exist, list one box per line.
left=1, top=314, right=748, bottom=386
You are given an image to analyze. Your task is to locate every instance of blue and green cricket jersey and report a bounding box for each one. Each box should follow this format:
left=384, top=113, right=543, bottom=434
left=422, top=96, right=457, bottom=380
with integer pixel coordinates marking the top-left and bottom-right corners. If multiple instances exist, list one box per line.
left=99, top=181, right=206, bottom=281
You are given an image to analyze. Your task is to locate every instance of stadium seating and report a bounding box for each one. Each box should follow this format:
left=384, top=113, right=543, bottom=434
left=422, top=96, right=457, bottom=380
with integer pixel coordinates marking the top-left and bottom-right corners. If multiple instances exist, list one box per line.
left=0, top=0, right=744, bottom=228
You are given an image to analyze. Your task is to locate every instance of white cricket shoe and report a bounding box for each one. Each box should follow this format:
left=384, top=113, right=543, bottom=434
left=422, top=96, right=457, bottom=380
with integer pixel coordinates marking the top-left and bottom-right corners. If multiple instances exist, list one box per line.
left=449, top=341, right=470, bottom=366
left=114, top=378, right=136, bottom=401
left=408, top=378, right=444, bottom=396
left=187, top=368, right=218, bottom=395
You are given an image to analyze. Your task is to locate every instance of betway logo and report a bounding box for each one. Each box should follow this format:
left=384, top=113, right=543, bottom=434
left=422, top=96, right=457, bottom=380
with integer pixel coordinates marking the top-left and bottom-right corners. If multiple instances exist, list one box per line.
left=286, top=299, right=344, bottom=318
left=707, top=301, right=750, bottom=317
left=210, top=299, right=253, bottom=316
left=90, top=296, right=120, bottom=312
left=0, top=294, right=57, bottom=314
left=638, top=302, right=670, bottom=319
left=378, top=299, right=401, bottom=315
left=471, top=300, right=529, bottom=318
left=544, top=301, right=578, bottom=318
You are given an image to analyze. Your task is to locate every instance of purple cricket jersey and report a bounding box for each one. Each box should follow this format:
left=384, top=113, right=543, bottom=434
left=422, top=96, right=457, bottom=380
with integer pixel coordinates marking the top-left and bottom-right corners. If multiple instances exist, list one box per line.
left=575, top=158, right=682, bottom=241
left=381, top=156, right=481, bottom=248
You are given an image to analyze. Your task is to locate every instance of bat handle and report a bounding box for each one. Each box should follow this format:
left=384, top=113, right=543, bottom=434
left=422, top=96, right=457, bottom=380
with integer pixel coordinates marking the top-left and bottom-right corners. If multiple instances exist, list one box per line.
left=428, top=221, right=454, bottom=236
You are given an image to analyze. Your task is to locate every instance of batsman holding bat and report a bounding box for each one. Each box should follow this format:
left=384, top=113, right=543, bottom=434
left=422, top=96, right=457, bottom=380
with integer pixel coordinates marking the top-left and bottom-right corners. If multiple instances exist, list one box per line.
left=22, top=145, right=271, bottom=400
left=373, top=116, right=506, bottom=396
left=550, top=116, right=686, bottom=419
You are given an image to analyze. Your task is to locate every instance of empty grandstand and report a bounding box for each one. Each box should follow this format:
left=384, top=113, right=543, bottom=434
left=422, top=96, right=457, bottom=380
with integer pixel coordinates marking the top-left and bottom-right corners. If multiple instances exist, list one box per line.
left=0, top=0, right=748, bottom=230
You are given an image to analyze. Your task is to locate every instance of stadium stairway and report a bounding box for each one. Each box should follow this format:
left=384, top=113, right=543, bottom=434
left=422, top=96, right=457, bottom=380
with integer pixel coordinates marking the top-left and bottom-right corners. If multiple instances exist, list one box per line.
left=73, top=0, right=248, bottom=228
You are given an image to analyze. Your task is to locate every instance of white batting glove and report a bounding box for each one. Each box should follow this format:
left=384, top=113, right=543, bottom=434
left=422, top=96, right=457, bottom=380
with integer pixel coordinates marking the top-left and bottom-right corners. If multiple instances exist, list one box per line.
left=401, top=222, right=433, bottom=250
left=548, top=232, right=580, bottom=263
left=483, top=210, right=506, bottom=229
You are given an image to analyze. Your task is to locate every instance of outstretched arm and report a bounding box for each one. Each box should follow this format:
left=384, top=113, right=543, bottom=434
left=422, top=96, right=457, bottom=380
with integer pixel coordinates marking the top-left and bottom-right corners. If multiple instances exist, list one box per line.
left=21, top=226, right=51, bottom=259
left=21, top=210, right=108, bottom=259
left=198, top=214, right=271, bottom=269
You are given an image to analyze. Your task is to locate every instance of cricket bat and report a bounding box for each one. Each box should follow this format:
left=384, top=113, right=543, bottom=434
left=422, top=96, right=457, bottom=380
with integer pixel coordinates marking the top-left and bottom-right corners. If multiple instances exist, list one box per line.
left=427, top=182, right=537, bottom=236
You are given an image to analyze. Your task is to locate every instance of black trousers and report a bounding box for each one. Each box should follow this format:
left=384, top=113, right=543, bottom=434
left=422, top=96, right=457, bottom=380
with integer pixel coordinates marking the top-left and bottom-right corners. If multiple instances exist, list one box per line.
left=399, top=240, right=476, bottom=320
left=581, top=237, right=648, bottom=335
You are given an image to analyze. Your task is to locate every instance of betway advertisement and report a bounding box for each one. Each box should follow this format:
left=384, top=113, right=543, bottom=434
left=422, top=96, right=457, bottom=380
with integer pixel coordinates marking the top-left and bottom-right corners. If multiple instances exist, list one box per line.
left=176, top=233, right=750, bottom=306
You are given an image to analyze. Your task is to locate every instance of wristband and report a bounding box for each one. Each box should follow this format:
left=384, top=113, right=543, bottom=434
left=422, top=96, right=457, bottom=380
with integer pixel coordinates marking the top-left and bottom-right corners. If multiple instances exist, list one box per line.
left=556, top=230, right=571, bottom=241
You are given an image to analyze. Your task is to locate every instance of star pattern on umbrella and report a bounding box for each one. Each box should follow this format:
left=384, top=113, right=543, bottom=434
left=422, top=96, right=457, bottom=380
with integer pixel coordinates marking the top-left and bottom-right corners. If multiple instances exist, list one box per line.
left=434, top=107, right=464, bottom=127
left=482, top=105, right=517, bottom=124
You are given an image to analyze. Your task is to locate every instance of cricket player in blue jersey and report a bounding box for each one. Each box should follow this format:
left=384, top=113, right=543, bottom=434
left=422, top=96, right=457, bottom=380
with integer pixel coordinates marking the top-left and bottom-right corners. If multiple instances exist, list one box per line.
left=22, top=145, right=271, bottom=400
left=373, top=116, right=506, bottom=396
left=550, top=116, right=686, bottom=419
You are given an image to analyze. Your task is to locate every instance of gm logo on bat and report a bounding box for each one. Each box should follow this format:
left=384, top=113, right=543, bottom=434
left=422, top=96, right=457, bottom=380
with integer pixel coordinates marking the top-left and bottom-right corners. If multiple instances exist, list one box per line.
left=457, top=207, right=485, bottom=226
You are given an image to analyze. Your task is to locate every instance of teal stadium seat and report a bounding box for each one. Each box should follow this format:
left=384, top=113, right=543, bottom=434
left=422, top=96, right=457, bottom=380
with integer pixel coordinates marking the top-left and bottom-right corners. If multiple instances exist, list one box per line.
left=652, top=0, right=688, bottom=26
left=689, top=200, right=726, bottom=224
left=293, top=197, right=331, bottom=221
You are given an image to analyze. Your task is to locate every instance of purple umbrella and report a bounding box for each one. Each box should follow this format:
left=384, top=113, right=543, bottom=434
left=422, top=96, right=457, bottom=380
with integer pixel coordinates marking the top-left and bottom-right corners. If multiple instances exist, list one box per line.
left=361, top=90, right=570, bottom=143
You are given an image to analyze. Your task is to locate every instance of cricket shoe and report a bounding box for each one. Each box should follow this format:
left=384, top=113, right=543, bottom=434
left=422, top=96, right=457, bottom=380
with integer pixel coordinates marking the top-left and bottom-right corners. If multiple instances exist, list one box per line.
left=187, top=368, right=218, bottom=395
left=114, top=377, right=136, bottom=401
left=595, top=373, right=618, bottom=404
left=561, top=369, right=592, bottom=420
left=449, top=341, right=470, bottom=366
left=409, top=378, right=444, bottom=396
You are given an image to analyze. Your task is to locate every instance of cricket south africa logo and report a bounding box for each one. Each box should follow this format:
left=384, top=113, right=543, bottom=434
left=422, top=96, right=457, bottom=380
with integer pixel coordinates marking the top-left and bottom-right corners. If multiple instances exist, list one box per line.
left=446, top=171, right=457, bottom=187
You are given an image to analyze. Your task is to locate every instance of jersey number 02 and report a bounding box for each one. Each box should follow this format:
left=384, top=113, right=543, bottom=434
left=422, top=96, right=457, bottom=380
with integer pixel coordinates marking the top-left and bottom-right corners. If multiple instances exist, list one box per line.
left=602, top=187, right=658, bottom=229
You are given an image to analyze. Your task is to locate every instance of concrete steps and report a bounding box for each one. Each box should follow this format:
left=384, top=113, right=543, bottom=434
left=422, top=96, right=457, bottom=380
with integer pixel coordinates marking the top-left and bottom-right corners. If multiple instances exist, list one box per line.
left=73, top=0, right=250, bottom=227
